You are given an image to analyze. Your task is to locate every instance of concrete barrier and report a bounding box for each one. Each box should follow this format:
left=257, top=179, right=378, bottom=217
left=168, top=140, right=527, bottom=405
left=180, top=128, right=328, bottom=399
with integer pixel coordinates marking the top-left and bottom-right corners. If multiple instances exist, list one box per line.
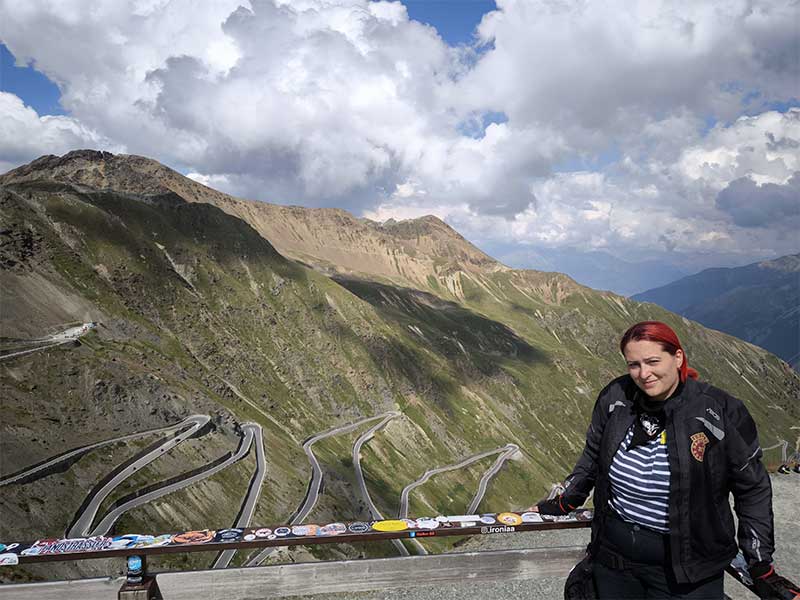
left=0, top=546, right=585, bottom=599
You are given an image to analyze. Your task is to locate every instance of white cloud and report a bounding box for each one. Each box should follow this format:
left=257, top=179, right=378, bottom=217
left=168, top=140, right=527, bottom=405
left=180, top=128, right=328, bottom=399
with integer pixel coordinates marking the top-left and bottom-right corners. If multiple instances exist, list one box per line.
left=0, top=0, right=797, bottom=267
left=677, top=110, right=800, bottom=187
left=0, top=93, right=123, bottom=171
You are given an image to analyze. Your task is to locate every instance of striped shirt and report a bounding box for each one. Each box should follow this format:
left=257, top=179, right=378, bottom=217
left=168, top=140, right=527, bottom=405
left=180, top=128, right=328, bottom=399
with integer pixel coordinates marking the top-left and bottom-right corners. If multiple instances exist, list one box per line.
left=609, top=425, right=670, bottom=533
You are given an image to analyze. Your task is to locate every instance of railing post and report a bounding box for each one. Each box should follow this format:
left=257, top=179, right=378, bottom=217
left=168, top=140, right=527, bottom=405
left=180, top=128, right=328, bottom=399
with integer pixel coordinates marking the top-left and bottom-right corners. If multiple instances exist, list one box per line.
left=118, top=554, right=160, bottom=600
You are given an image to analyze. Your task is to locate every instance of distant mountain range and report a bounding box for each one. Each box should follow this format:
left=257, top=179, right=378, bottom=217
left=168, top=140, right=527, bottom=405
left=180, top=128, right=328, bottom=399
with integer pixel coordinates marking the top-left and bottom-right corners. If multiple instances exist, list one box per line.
left=495, top=246, right=693, bottom=296
left=1, top=150, right=797, bottom=582
left=634, top=255, right=800, bottom=369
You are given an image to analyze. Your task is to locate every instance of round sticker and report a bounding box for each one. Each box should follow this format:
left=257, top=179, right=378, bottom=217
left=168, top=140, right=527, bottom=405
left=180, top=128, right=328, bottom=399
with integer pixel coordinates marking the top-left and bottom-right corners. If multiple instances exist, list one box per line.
left=171, top=530, right=215, bottom=545
left=497, top=512, right=523, bottom=526
left=479, top=515, right=496, bottom=525
left=348, top=522, right=370, bottom=533
left=127, top=555, right=142, bottom=573
left=215, top=529, right=244, bottom=542
left=244, top=534, right=256, bottom=542
left=254, top=528, right=273, bottom=538
left=274, top=527, right=291, bottom=537
left=521, top=512, right=543, bottom=523
left=415, top=518, right=439, bottom=530
left=371, top=520, right=408, bottom=532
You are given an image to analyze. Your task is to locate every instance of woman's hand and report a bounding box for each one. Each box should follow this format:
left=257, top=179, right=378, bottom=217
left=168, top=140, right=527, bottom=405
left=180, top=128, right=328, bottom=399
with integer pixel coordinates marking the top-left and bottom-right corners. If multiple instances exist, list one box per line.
left=534, top=495, right=576, bottom=516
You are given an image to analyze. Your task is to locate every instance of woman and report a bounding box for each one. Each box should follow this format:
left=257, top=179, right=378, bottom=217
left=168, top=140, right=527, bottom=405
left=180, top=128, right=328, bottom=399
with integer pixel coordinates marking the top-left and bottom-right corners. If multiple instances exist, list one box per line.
left=532, top=321, right=797, bottom=599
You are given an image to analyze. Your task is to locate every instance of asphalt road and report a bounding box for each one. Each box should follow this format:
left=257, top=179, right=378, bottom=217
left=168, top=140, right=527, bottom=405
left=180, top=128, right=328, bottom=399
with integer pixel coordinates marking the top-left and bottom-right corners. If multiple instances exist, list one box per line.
left=398, top=444, right=519, bottom=518
left=247, top=413, right=400, bottom=567
left=294, top=413, right=400, bottom=524
left=351, top=412, right=413, bottom=557
left=213, top=423, right=266, bottom=569
left=467, top=444, right=519, bottom=514
left=67, top=415, right=210, bottom=538
left=0, top=323, right=95, bottom=362
left=89, top=422, right=258, bottom=537
left=0, top=416, right=202, bottom=488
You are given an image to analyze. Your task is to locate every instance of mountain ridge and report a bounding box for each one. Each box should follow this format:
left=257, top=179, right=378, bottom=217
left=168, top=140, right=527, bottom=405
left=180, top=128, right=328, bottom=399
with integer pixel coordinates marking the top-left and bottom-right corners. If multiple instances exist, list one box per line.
left=1, top=150, right=515, bottom=296
left=633, top=254, right=800, bottom=368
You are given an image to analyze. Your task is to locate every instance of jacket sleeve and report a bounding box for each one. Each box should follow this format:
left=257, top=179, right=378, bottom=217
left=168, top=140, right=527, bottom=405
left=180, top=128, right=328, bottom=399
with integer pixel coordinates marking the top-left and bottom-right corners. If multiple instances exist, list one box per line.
left=725, top=397, right=775, bottom=566
left=561, top=387, right=611, bottom=506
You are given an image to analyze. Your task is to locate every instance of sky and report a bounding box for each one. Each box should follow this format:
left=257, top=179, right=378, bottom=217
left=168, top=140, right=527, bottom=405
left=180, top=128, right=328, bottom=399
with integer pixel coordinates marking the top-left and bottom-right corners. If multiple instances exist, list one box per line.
left=0, top=0, right=798, bottom=284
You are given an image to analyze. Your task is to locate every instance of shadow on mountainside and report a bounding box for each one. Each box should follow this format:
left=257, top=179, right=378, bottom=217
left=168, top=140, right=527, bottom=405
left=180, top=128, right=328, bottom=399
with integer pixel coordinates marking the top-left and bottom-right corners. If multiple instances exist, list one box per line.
left=331, top=276, right=549, bottom=393
left=3, top=181, right=298, bottom=272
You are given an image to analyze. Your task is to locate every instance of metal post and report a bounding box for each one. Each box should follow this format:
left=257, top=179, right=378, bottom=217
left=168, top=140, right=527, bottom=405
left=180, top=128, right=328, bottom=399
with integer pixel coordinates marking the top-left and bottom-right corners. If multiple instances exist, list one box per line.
left=118, top=554, right=160, bottom=600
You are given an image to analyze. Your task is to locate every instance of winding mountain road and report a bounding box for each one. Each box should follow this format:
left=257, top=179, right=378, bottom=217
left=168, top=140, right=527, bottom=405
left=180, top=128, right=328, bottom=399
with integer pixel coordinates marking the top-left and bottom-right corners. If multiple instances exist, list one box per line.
left=89, top=423, right=261, bottom=537
left=247, top=412, right=398, bottom=567
left=0, top=323, right=96, bottom=362
left=212, top=423, right=266, bottom=569
left=0, top=415, right=206, bottom=488
left=350, top=411, right=415, bottom=556
left=291, top=412, right=401, bottom=525
left=399, top=444, right=519, bottom=519
left=67, top=415, right=210, bottom=538
left=467, top=444, right=519, bottom=514
left=764, top=439, right=789, bottom=463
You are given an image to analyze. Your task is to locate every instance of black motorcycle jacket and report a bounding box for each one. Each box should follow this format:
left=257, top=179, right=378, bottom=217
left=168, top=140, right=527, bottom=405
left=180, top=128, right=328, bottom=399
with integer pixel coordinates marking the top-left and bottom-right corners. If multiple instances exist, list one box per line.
left=561, top=375, right=774, bottom=584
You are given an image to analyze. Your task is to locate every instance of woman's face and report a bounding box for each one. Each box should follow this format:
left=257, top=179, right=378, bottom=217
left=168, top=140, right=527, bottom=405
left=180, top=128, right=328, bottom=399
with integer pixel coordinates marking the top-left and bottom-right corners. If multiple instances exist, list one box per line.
left=623, top=339, right=684, bottom=401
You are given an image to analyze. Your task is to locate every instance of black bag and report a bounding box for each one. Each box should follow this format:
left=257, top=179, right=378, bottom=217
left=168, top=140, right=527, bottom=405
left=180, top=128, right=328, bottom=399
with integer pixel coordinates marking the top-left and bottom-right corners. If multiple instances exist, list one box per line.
left=564, top=550, right=597, bottom=600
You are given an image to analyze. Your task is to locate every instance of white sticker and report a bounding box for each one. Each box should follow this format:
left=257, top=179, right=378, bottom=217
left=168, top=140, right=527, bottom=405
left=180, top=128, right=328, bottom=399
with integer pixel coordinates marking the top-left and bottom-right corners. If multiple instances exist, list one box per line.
left=443, top=515, right=481, bottom=523
left=0, top=554, right=19, bottom=566
left=415, top=518, right=440, bottom=530
left=521, top=512, right=543, bottom=523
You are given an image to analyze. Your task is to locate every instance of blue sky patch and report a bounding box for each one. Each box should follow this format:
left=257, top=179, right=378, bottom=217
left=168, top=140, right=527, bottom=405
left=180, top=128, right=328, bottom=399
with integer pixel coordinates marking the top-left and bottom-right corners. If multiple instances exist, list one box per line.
left=1, top=44, right=65, bottom=116
left=403, top=0, right=496, bottom=46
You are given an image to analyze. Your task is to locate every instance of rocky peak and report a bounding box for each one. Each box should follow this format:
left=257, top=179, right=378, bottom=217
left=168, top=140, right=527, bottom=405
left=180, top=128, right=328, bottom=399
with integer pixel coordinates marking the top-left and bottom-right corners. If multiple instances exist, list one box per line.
left=2, top=150, right=507, bottom=294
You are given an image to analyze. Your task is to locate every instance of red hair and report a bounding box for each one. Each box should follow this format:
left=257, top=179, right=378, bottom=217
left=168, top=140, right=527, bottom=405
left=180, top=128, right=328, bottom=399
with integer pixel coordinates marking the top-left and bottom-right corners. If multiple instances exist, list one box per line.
left=620, top=321, right=699, bottom=382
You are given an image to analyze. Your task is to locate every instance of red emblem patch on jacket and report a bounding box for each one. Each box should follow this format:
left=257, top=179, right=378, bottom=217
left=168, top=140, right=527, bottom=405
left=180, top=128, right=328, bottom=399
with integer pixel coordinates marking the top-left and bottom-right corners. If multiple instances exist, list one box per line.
left=690, top=432, right=710, bottom=462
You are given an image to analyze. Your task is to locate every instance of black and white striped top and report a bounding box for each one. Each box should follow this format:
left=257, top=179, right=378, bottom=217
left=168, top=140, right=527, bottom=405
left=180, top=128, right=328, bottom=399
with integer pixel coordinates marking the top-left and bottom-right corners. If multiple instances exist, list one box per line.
left=609, top=425, right=670, bottom=533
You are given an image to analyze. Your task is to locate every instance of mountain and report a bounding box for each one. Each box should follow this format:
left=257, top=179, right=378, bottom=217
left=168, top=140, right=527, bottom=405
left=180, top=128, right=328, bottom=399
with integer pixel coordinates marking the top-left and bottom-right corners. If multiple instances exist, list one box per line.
left=1, top=151, right=797, bottom=583
left=494, top=246, right=693, bottom=296
left=633, top=255, right=800, bottom=369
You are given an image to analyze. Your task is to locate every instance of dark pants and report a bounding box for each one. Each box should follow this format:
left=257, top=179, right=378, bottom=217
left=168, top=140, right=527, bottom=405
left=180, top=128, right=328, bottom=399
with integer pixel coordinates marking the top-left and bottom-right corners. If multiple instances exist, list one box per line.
left=594, top=512, right=724, bottom=599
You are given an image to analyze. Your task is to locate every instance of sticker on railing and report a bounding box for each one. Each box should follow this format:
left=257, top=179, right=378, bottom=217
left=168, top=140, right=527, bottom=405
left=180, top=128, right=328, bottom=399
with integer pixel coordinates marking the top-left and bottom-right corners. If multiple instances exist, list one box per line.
left=497, top=512, right=523, bottom=526
left=371, top=520, right=409, bottom=532
left=0, top=509, right=594, bottom=565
